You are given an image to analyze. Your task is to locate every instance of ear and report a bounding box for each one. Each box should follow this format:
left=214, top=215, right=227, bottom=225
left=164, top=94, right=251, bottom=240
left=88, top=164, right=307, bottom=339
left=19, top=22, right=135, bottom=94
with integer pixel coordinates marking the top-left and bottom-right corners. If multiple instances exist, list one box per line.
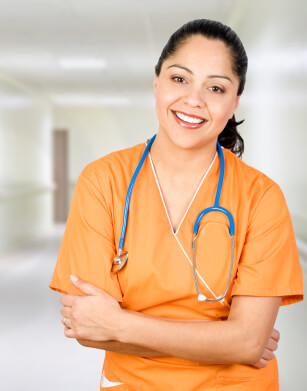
left=230, top=95, right=241, bottom=119
left=153, top=68, right=159, bottom=98
left=234, top=95, right=241, bottom=112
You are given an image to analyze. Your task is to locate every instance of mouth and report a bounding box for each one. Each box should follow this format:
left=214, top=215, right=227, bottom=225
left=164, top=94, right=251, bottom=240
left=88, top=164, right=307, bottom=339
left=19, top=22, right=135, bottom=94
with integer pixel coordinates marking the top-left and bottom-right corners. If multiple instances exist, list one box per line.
left=172, top=110, right=207, bottom=129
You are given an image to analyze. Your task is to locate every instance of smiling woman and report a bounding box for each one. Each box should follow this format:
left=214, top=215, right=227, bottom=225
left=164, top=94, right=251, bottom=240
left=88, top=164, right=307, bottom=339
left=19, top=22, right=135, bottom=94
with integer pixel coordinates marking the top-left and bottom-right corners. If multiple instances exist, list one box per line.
left=49, top=19, right=303, bottom=391
left=153, top=34, right=241, bottom=164
left=154, top=19, right=247, bottom=157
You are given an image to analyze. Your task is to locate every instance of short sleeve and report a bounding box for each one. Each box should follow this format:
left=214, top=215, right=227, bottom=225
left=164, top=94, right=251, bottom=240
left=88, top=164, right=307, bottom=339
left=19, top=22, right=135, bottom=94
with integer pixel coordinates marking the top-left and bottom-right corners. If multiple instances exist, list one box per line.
left=49, top=167, right=123, bottom=302
left=232, top=183, right=303, bottom=306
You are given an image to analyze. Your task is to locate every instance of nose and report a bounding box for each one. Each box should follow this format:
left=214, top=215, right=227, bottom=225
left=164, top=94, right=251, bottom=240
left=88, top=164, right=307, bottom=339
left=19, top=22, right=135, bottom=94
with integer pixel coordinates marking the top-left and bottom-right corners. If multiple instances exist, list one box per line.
left=183, top=85, right=206, bottom=108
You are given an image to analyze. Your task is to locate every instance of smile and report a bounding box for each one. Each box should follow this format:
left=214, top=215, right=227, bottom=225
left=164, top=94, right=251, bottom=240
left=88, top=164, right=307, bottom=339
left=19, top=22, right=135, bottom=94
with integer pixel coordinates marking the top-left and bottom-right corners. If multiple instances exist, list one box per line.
left=175, top=111, right=205, bottom=124
left=172, top=110, right=207, bottom=129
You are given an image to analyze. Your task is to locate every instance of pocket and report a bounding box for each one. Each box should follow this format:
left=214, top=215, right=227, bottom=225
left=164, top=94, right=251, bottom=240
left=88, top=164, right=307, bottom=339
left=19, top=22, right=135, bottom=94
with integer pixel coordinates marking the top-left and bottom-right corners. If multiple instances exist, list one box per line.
left=216, top=376, right=278, bottom=391
left=215, top=360, right=279, bottom=390
left=196, top=219, right=234, bottom=299
left=216, top=375, right=251, bottom=390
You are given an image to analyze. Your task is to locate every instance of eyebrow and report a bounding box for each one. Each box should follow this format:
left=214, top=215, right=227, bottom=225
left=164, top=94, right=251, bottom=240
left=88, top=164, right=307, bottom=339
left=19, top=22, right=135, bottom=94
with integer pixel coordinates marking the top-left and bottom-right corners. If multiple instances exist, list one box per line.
left=207, top=74, right=233, bottom=84
left=167, top=64, right=233, bottom=83
left=167, top=64, right=193, bottom=73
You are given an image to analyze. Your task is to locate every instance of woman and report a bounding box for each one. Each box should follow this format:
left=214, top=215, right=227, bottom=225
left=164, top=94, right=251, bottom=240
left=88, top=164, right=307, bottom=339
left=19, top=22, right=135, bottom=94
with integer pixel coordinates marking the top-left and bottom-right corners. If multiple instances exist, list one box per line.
left=50, top=19, right=303, bottom=390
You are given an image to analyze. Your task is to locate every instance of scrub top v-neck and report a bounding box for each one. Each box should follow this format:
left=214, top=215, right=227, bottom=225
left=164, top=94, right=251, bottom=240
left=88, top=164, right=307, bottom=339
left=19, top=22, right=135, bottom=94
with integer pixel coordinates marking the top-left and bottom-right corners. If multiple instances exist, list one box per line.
left=49, top=141, right=303, bottom=391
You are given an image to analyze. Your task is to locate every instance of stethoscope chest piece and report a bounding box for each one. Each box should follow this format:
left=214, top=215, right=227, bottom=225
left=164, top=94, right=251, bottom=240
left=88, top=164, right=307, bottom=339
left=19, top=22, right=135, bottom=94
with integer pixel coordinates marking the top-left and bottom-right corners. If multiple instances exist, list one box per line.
left=112, top=251, right=128, bottom=273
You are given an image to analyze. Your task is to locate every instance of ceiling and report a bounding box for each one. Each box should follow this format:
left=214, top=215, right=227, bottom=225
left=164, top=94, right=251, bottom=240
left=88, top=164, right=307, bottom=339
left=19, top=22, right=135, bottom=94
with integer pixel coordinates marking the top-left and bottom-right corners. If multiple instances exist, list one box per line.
left=0, top=0, right=245, bottom=106
left=0, top=0, right=305, bottom=107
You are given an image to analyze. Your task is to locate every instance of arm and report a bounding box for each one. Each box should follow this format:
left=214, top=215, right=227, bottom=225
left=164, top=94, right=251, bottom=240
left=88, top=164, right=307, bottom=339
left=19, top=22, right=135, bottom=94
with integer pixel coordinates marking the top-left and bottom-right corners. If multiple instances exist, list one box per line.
left=77, top=339, right=165, bottom=357
left=76, top=326, right=280, bottom=367
left=118, top=295, right=282, bottom=365
left=75, top=312, right=204, bottom=357
left=61, top=278, right=281, bottom=366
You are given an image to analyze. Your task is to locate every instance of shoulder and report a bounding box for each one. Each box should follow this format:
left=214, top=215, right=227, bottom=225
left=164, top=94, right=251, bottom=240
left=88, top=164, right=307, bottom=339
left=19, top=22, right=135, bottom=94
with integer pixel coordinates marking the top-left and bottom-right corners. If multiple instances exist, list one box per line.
left=223, top=148, right=276, bottom=188
left=224, top=148, right=280, bottom=191
left=223, top=148, right=286, bottom=218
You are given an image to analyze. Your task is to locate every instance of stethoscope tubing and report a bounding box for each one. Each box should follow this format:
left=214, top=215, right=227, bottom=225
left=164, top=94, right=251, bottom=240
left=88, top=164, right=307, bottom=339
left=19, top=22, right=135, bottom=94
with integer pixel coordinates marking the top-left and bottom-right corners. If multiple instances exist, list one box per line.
left=193, top=206, right=235, bottom=236
left=192, top=234, right=235, bottom=302
left=114, top=134, right=235, bottom=302
left=118, top=134, right=157, bottom=255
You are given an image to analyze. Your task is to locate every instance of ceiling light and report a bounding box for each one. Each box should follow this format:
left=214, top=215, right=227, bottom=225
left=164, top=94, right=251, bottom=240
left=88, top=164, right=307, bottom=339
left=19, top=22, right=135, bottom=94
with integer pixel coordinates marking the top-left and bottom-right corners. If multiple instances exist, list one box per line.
left=51, top=94, right=130, bottom=107
left=58, top=58, right=107, bottom=70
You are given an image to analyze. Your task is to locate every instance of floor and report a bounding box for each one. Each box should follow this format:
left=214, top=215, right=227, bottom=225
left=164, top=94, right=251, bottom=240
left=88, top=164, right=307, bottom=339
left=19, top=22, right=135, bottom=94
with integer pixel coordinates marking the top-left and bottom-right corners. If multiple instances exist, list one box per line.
left=0, top=225, right=306, bottom=390
left=0, top=225, right=104, bottom=391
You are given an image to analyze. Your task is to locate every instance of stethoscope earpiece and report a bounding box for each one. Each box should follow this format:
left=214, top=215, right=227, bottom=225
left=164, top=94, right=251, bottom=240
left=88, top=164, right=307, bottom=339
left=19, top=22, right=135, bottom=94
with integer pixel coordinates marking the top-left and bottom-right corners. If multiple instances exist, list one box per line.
left=198, top=294, right=207, bottom=302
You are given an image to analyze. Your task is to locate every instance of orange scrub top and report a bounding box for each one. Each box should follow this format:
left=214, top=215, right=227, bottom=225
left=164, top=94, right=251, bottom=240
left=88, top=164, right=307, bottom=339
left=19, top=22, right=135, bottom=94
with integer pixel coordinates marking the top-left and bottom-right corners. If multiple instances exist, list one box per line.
left=50, top=141, right=303, bottom=391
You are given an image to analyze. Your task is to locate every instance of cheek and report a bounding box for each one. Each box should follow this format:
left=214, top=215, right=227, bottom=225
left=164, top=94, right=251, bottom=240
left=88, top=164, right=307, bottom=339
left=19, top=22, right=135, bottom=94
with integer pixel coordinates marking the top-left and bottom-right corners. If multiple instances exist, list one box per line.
left=155, top=89, right=173, bottom=117
left=155, top=95, right=163, bottom=115
left=155, top=96, right=167, bottom=125
left=211, top=100, right=234, bottom=123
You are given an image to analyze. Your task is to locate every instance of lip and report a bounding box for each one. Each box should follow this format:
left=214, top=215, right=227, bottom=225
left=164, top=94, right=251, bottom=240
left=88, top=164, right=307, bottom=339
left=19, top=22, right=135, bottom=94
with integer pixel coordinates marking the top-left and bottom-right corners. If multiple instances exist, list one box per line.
left=171, top=110, right=207, bottom=129
left=174, top=110, right=206, bottom=121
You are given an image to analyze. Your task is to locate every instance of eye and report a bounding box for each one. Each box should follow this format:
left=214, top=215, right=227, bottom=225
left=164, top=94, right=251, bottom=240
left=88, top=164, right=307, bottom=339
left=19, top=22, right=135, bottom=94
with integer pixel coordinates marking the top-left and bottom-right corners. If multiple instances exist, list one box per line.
left=209, top=86, right=224, bottom=93
left=172, top=76, right=186, bottom=83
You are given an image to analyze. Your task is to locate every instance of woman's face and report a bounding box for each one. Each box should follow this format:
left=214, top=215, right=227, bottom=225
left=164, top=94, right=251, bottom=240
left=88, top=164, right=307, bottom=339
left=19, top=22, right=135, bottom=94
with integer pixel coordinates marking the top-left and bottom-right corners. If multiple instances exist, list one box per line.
left=153, top=34, right=241, bottom=151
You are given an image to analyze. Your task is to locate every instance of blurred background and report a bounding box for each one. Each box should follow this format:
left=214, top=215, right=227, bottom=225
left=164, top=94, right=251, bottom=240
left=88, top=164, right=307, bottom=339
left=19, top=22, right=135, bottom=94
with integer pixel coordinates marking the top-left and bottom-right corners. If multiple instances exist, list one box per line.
left=0, top=0, right=306, bottom=390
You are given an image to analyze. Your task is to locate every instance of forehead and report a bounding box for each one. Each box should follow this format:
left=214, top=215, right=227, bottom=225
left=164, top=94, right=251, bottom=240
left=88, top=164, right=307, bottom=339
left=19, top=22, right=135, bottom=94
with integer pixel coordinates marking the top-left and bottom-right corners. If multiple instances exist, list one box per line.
left=163, top=35, right=234, bottom=74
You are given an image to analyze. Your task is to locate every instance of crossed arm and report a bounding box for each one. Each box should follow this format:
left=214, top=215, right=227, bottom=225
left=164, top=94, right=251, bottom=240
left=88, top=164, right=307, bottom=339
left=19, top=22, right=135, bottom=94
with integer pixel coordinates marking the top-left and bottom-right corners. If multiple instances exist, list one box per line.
left=60, top=276, right=281, bottom=368
left=77, top=298, right=280, bottom=368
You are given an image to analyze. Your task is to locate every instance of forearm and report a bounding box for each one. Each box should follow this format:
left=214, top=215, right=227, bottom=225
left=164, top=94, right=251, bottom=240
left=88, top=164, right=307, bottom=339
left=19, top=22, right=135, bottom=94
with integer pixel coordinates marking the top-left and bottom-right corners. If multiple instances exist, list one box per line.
left=77, top=339, right=165, bottom=357
left=63, top=279, right=280, bottom=365
left=118, top=312, right=260, bottom=365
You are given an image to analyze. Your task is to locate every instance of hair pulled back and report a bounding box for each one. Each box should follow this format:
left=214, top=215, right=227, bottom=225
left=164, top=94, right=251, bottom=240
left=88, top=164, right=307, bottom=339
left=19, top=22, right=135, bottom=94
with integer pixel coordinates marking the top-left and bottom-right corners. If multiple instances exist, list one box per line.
left=155, top=19, right=248, bottom=157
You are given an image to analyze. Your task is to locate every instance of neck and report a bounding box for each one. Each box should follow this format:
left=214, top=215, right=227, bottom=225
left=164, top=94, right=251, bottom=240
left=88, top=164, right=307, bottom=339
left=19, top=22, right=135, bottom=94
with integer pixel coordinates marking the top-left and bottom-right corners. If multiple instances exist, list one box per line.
left=150, top=131, right=217, bottom=178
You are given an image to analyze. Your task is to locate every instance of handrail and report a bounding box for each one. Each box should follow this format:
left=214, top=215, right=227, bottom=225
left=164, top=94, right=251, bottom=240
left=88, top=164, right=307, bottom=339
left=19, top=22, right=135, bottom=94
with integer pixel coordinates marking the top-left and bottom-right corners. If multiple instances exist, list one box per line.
left=297, top=238, right=307, bottom=272
left=0, top=182, right=56, bottom=200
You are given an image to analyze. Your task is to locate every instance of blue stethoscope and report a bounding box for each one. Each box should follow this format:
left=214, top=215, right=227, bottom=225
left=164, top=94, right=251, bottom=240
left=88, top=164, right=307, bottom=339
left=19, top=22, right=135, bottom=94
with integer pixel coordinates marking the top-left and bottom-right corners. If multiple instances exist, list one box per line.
left=112, top=134, right=235, bottom=302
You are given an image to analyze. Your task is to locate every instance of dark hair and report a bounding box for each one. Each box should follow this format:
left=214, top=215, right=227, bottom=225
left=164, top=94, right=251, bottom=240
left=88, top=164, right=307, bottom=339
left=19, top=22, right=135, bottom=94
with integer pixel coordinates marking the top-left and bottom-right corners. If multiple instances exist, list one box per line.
left=155, top=19, right=248, bottom=157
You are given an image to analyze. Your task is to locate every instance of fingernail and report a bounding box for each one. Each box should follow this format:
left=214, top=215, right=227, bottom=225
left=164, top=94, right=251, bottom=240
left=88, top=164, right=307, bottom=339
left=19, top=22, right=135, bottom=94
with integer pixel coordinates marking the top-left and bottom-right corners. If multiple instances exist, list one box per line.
left=70, top=275, right=78, bottom=282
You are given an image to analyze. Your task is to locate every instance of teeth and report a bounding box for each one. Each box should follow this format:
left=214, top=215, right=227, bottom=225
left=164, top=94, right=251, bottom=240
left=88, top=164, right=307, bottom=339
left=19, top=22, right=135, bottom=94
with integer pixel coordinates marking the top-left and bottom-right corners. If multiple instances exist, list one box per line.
left=175, top=112, right=204, bottom=124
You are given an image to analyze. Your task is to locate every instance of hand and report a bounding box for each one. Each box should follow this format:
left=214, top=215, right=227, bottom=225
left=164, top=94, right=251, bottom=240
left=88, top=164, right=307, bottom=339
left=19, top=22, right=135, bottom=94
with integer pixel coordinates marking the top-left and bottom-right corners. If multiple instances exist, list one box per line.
left=60, top=275, right=123, bottom=341
left=253, top=328, right=280, bottom=369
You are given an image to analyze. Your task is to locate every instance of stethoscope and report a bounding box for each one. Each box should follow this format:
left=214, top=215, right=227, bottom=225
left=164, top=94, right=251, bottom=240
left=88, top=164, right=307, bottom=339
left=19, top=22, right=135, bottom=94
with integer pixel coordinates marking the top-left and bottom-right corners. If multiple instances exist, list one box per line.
left=112, top=134, right=235, bottom=302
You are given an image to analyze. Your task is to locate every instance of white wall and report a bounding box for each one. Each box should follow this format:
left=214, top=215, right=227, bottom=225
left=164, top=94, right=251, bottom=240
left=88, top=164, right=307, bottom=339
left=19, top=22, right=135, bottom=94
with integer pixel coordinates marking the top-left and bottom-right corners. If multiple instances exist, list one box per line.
left=0, top=73, right=53, bottom=252
left=234, top=0, right=307, bottom=242
left=54, top=106, right=158, bottom=202
left=232, top=2, right=307, bottom=389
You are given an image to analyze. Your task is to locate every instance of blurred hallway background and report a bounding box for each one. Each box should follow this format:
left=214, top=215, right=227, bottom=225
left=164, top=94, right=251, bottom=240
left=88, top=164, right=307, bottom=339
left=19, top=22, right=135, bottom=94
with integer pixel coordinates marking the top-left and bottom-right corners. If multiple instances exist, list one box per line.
left=0, top=0, right=306, bottom=390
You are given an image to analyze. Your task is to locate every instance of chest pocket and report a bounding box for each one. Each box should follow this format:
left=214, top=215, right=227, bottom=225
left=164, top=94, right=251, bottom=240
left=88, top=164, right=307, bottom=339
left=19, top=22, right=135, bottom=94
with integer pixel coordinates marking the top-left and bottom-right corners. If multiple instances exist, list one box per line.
left=194, top=219, right=234, bottom=300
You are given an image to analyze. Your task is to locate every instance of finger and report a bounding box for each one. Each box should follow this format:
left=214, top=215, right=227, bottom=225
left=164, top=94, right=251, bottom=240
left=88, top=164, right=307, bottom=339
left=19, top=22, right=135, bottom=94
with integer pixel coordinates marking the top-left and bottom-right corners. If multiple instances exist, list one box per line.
left=253, top=358, right=268, bottom=369
left=261, top=348, right=275, bottom=361
left=64, top=326, right=76, bottom=338
left=60, top=294, right=75, bottom=307
left=60, top=306, right=72, bottom=318
left=271, top=328, right=280, bottom=342
left=62, top=317, right=72, bottom=329
left=266, top=337, right=278, bottom=352
left=70, top=275, right=105, bottom=296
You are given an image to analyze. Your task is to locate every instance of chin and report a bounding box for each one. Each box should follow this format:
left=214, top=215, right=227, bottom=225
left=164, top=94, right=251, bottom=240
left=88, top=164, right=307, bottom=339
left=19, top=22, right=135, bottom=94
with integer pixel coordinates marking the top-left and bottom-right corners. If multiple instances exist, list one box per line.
left=167, top=129, right=212, bottom=151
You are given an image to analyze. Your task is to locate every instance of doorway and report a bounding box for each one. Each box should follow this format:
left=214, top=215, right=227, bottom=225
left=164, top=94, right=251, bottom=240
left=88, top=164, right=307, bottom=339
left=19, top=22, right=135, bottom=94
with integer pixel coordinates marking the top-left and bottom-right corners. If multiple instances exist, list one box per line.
left=53, top=129, right=68, bottom=222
